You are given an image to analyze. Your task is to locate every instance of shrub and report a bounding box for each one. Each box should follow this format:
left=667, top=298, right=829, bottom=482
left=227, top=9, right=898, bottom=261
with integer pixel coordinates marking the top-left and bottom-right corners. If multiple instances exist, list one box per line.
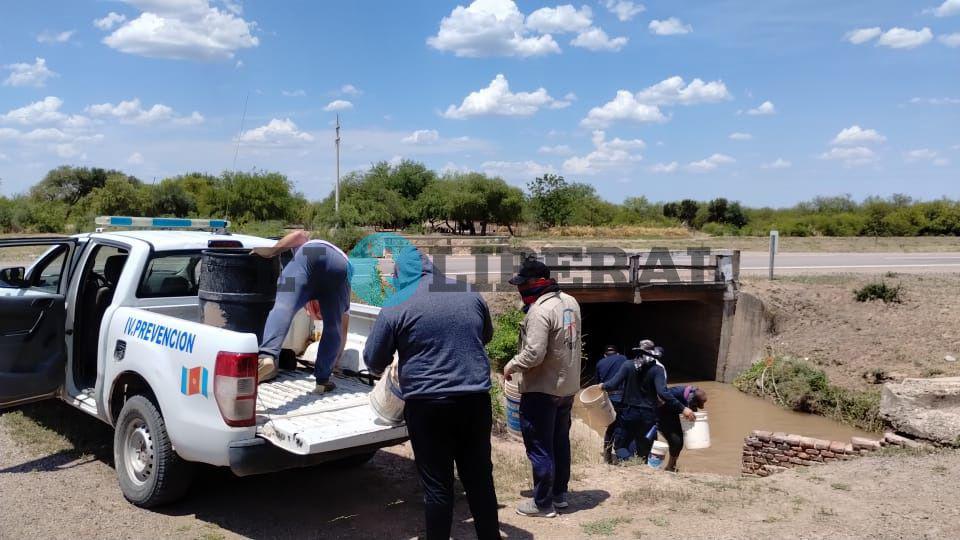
left=734, top=356, right=882, bottom=432
left=486, top=308, right=524, bottom=372
left=854, top=282, right=903, bottom=303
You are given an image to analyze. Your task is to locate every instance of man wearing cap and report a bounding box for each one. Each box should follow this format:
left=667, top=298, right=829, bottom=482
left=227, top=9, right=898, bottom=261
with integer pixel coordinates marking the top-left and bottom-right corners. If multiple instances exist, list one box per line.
left=659, top=385, right=708, bottom=471
left=596, top=345, right=629, bottom=463
left=503, top=258, right=582, bottom=518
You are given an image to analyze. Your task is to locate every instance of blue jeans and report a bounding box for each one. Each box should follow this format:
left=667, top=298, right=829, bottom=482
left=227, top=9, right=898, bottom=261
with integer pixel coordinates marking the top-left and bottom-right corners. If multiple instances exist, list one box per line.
left=260, top=241, right=352, bottom=383
left=519, top=392, right=574, bottom=509
left=613, top=406, right=657, bottom=461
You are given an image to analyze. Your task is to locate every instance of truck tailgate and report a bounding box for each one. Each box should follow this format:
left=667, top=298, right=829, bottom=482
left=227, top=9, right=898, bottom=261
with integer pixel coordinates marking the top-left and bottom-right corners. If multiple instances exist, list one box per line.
left=256, top=370, right=407, bottom=455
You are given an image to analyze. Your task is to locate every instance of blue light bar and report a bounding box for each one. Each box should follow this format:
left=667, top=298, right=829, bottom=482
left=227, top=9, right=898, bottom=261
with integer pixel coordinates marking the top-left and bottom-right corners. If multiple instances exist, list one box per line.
left=94, top=216, right=230, bottom=229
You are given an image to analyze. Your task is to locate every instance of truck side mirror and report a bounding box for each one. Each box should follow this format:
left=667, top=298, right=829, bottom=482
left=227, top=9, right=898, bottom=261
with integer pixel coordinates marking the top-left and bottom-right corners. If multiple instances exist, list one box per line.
left=0, top=266, right=26, bottom=287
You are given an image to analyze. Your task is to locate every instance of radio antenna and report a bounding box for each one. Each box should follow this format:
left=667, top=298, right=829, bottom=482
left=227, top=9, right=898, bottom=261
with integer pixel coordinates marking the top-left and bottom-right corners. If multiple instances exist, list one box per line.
left=232, top=91, right=250, bottom=171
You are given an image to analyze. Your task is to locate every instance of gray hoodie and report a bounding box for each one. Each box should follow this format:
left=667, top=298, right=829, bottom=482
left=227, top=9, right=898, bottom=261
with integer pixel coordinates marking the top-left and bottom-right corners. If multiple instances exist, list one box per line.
left=363, top=248, right=493, bottom=399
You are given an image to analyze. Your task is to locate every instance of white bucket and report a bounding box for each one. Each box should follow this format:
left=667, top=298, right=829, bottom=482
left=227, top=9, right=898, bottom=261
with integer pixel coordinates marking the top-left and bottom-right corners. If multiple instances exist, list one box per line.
left=681, top=411, right=711, bottom=450
left=369, top=360, right=404, bottom=425
left=648, top=440, right=669, bottom=469
left=503, top=378, right=523, bottom=439
left=281, top=308, right=312, bottom=355
left=578, top=385, right=617, bottom=428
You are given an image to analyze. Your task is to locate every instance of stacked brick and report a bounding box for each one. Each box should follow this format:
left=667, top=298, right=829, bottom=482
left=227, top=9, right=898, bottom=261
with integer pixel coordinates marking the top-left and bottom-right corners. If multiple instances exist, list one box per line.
left=741, top=430, right=884, bottom=477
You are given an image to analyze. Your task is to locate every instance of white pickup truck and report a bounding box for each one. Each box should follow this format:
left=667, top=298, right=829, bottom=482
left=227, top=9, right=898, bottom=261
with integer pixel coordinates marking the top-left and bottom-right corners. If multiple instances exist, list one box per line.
left=0, top=224, right=407, bottom=507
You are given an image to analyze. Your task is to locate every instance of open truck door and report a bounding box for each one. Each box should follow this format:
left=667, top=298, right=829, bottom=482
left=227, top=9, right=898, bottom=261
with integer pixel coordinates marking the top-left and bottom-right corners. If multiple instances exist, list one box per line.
left=0, top=238, right=78, bottom=408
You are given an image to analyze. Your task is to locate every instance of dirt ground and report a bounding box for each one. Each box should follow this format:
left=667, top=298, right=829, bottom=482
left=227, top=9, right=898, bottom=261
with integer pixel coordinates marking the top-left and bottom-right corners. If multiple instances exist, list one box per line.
left=743, top=273, right=960, bottom=391
left=3, top=401, right=960, bottom=540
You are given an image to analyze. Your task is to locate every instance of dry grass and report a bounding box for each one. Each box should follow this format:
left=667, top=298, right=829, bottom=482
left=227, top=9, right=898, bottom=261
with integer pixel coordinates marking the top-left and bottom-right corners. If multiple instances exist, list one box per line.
left=1, top=410, right=73, bottom=455
left=581, top=516, right=633, bottom=536
left=534, top=225, right=692, bottom=239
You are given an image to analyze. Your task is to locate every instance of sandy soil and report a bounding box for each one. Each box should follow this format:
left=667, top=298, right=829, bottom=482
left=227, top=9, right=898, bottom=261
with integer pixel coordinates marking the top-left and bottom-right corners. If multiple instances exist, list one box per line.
left=3, top=401, right=960, bottom=539
left=743, top=273, right=960, bottom=391
left=521, top=235, right=960, bottom=253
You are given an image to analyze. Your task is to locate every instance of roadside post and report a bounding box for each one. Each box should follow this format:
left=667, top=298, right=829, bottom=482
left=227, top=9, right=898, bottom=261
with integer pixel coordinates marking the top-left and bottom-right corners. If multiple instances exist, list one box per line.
left=768, top=230, right=779, bottom=280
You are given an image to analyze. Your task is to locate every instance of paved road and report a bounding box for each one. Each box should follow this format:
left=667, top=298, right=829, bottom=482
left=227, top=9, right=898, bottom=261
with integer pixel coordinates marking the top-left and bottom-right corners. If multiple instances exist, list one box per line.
left=379, top=251, right=960, bottom=281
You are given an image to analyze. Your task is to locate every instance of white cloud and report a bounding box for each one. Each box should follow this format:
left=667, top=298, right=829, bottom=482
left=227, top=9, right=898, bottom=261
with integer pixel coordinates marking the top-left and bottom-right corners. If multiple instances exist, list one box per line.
left=55, top=143, right=84, bottom=159
left=746, top=101, right=776, bottom=116
left=931, top=0, right=960, bottom=17
left=649, top=162, right=679, bottom=174
left=86, top=98, right=203, bottom=125
left=239, top=118, right=314, bottom=146
left=603, top=0, right=645, bottom=22
left=323, top=100, right=353, bottom=112
left=442, top=74, right=570, bottom=119
left=940, top=33, right=960, bottom=47
left=686, top=153, right=735, bottom=172
left=634, top=76, right=731, bottom=106
left=904, top=149, right=947, bottom=165
left=729, top=132, right=753, bottom=141
left=37, top=30, right=75, bottom=44
left=831, top=125, right=886, bottom=146
left=401, top=129, right=441, bottom=144
left=127, top=151, right=144, bottom=164
left=3, top=57, right=57, bottom=87
left=820, top=146, right=876, bottom=166
left=1, top=97, right=68, bottom=125
left=877, top=27, right=933, bottom=49
left=340, top=84, right=362, bottom=96
left=427, top=0, right=560, bottom=58
left=481, top=160, right=556, bottom=181
left=526, top=5, right=593, bottom=34
left=582, top=76, right=730, bottom=128
left=762, top=158, right=792, bottom=169
left=173, top=111, right=205, bottom=125
left=910, top=96, right=960, bottom=105
left=282, top=89, right=306, bottom=97
left=571, top=27, right=628, bottom=51
left=100, top=0, right=259, bottom=61
left=845, top=27, right=881, bottom=44
left=94, top=12, right=127, bottom=30
left=538, top=144, right=573, bottom=155
left=562, top=130, right=645, bottom=175
left=649, top=17, right=692, bottom=36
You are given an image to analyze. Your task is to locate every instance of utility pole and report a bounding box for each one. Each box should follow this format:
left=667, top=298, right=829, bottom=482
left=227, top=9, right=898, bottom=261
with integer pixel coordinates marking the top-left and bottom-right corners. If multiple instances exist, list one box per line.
left=335, top=113, right=341, bottom=215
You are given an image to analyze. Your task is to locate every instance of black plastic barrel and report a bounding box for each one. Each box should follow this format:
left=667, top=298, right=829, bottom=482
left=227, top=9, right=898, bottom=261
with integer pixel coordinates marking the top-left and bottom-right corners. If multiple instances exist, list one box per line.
left=198, top=249, right=280, bottom=343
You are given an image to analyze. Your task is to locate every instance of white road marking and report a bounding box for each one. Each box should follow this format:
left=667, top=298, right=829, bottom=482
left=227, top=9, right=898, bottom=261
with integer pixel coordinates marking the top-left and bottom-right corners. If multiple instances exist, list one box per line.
left=742, top=263, right=960, bottom=270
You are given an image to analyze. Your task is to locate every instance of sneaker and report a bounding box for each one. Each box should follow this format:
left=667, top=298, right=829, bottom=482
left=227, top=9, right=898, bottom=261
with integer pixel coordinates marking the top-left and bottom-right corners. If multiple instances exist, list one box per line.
left=553, top=493, right=569, bottom=509
left=258, top=354, right=277, bottom=383
left=516, top=499, right=557, bottom=518
left=313, top=380, right=337, bottom=394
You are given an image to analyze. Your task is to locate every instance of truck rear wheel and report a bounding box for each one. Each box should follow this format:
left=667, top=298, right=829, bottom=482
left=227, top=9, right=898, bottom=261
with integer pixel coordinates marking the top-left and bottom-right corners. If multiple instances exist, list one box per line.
left=114, top=395, right=194, bottom=507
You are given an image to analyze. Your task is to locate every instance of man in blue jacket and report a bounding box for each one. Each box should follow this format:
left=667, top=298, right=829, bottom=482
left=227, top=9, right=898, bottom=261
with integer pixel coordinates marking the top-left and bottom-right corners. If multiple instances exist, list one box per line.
left=363, top=247, right=500, bottom=540
left=595, top=345, right=628, bottom=463
left=659, top=385, right=708, bottom=471
left=601, top=344, right=695, bottom=462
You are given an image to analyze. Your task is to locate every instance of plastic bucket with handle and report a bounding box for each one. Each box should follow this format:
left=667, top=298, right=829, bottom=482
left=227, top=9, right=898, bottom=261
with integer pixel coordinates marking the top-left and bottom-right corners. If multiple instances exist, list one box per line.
left=648, top=440, right=669, bottom=469
left=370, top=360, right=404, bottom=425
left=578, top=384, right=617, bottom=428
left=503, top=378, right=523, bottom=438
left=681, top=411, right=711, bottom=449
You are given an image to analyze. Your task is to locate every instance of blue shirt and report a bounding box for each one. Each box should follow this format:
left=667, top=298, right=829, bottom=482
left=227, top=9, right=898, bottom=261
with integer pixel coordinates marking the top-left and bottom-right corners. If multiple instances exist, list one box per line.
left=596, top=353, right=628, bottom=402
left=363, top=249, right=493, bottom=399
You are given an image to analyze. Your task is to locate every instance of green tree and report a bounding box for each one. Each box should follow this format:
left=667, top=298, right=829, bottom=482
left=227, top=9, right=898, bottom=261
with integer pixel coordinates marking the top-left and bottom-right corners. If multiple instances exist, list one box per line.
left=151, top=178, right=197, bottom=216
left=29, top=166, right=121, bottom=205
left=86, top=174, right=151, bottom=216
left=528, top=173, right=573, bottom=228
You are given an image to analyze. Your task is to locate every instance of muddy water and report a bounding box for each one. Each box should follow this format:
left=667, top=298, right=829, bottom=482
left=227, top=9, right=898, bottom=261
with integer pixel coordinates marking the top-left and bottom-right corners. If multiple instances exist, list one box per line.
left=576, top=380, right=874, bottom=475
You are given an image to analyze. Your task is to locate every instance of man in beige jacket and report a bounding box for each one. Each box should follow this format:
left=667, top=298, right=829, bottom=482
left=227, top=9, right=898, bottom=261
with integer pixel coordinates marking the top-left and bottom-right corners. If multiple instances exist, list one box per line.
left=503, top=259, right=582, bottom=518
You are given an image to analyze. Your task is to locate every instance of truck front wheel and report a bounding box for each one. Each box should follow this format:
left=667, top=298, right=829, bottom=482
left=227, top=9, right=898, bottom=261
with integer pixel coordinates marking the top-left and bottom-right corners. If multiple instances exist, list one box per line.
left=114, top=395, right=194, bottom=507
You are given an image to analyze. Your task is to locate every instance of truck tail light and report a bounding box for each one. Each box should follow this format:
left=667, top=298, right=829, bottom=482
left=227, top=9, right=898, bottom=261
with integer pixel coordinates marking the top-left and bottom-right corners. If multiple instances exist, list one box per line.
left=214, top=351, right=258, bottom=427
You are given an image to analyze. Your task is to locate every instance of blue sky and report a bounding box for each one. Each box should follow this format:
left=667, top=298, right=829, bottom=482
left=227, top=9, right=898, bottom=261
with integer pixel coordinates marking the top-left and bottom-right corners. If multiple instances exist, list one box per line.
left=0, top=0, right=958, bottom=206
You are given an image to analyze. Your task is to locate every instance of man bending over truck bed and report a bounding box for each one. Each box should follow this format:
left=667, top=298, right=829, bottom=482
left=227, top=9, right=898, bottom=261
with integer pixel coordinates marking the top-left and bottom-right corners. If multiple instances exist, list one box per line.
left=254, top=230, right=352, bottom=393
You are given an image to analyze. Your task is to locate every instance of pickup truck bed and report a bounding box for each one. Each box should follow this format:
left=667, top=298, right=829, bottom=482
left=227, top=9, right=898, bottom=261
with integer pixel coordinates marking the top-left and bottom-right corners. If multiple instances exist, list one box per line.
left=256, top=368, right=404, bottom=456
